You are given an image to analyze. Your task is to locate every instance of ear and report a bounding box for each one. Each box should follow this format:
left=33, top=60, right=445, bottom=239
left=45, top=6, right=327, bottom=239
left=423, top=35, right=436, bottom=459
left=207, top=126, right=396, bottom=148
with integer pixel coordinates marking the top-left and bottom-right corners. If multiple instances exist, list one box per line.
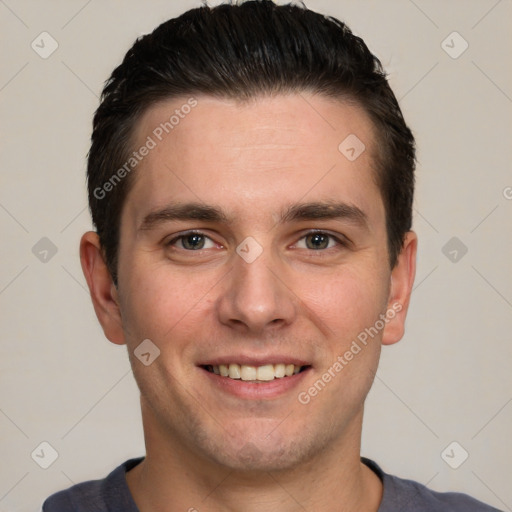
left=381, top=231, right=417, bottom=346
left=80, top=231, right=126, bottom=345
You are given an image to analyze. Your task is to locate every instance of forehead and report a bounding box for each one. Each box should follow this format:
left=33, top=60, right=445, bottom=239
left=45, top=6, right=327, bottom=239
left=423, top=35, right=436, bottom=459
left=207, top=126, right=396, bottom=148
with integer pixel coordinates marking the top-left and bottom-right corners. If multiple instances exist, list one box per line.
left=125, top=93, right=383, bottom=229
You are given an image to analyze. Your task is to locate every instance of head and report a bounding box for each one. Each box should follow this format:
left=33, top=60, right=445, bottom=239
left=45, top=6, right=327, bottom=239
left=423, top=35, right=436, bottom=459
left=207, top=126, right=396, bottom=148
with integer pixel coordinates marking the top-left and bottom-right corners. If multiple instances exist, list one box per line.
left=81, top=0, right=417, bottom=473
left=88, top=0, right=415, bottom=284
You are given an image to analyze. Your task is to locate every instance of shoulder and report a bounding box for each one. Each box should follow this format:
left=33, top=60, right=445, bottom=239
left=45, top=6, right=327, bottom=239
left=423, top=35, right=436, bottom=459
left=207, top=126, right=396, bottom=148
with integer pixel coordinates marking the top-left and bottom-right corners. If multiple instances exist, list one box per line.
left=363, top=458, right=503, bottom=512
left=41, top=458, right=143, bottom=512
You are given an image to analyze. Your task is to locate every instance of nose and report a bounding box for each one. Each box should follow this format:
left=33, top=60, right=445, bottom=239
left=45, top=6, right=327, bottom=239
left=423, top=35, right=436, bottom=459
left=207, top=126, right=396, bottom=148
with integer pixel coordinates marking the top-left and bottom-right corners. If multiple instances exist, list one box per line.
left=215, top=246, right=297, bottom=334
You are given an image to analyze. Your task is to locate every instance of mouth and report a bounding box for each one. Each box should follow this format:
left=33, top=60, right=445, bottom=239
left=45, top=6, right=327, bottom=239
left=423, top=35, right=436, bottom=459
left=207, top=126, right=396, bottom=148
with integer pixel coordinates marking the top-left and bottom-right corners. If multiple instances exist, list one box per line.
left=201, top=363, right=310, bottom=383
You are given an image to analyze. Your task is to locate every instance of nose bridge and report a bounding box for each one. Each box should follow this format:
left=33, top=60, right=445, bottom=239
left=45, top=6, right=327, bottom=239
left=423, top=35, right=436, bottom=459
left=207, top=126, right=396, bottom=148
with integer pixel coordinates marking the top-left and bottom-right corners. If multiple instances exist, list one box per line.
left=216, top=241, right=296, bottom=332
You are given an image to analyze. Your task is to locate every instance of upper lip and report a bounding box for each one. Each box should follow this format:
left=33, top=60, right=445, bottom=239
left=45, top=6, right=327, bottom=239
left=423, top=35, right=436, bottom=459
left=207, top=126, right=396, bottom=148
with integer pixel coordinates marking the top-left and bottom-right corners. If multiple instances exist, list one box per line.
left=198, top=355, right=311, bottom=367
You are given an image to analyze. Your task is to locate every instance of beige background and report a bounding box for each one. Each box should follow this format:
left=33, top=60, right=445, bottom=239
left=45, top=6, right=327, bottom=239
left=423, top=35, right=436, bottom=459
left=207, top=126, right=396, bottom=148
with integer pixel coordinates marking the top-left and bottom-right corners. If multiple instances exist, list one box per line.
left=1, top=1, right=511, bottom=511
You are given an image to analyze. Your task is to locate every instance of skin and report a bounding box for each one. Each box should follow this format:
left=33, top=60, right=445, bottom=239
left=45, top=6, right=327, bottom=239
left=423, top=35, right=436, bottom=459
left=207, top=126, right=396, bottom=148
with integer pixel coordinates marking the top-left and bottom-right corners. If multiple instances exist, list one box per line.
left=80, top=93, right=417, bottom=511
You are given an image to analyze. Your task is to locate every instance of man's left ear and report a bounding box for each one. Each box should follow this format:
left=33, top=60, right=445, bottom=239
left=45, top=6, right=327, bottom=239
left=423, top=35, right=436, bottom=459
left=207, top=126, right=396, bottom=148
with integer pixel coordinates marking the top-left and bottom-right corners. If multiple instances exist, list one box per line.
left=381, top=231, right=417, bottom=346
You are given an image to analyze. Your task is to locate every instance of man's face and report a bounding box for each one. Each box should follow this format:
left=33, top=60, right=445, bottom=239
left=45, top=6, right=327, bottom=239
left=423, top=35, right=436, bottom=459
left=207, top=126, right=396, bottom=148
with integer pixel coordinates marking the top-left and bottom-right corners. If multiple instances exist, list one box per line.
left=109, top=94, right=413, bottom=471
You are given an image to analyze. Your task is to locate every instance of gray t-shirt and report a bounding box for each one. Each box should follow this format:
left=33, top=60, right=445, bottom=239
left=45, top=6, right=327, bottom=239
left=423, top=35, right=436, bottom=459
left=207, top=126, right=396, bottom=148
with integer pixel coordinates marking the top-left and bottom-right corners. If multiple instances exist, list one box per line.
left=42, top=457, right=502, bottom=511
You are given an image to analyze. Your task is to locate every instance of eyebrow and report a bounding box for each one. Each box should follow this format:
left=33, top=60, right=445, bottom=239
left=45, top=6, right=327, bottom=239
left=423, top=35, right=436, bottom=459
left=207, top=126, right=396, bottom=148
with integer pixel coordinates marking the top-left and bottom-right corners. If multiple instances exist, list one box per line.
left=139, top=203, right=228, bottom=231
left=138, top=200, right=368, bottom=232
left=279, top=201, right=368, bottom=228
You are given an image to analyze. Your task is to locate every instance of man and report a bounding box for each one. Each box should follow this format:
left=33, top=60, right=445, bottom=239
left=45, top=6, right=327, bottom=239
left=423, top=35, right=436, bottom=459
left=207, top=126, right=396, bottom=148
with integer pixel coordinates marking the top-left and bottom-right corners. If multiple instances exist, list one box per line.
left=42, top=1, right=500, bottom=510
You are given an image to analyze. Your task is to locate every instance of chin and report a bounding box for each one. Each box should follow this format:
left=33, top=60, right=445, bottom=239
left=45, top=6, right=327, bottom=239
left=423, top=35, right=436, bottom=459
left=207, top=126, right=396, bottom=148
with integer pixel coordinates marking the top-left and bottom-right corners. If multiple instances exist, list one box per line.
left=210, top=442, right=302, bottom=473
left=198, top=422, right=324, bottom=474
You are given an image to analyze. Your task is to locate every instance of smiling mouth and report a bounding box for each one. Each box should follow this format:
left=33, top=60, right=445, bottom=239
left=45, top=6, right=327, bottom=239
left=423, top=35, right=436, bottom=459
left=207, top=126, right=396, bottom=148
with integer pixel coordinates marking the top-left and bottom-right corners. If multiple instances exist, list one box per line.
left=202, top=363, right=309, bottom=382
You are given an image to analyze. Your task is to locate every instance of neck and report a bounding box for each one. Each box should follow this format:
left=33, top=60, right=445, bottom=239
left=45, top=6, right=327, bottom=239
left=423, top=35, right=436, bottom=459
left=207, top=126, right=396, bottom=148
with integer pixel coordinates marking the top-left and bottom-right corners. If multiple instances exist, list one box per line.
left=126, top=403, right=382, bottom=512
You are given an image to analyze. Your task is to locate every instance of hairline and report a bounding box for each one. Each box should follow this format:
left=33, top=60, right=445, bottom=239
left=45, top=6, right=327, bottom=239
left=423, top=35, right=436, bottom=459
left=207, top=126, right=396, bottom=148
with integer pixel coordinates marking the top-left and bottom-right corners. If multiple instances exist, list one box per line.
left=104, top=90, right=394, bottom=280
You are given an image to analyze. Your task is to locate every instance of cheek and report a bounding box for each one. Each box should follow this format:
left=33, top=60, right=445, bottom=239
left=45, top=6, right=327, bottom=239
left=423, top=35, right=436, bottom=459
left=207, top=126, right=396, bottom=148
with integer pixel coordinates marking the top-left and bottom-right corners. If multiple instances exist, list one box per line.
left=300, top=266, right=389, bottom=339
left=118, top=260, right=217, bottom=345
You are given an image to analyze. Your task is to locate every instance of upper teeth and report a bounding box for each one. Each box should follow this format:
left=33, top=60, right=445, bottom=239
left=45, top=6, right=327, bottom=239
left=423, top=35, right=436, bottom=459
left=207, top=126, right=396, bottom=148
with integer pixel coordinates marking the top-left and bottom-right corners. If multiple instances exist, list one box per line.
left=210, top=364, right=302, bottom=381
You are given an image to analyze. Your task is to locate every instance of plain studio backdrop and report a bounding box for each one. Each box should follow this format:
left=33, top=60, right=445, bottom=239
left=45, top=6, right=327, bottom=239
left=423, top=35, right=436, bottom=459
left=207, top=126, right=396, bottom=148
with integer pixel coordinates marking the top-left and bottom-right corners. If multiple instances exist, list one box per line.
left=1, top=1, right=511, bottom=511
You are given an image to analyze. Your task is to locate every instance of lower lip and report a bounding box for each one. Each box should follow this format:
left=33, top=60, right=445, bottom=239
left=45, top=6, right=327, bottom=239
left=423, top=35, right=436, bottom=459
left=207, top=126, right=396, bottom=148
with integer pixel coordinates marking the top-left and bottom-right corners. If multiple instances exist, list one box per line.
left=200, top=367, right=311, bottom=400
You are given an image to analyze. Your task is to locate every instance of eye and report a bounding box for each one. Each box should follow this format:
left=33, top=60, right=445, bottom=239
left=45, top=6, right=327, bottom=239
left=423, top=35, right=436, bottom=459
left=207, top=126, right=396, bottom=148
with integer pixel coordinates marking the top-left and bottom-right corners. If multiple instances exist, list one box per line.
left=295, top=231, right=344, bottom=250
left=167, top=231, right=216, bottom=250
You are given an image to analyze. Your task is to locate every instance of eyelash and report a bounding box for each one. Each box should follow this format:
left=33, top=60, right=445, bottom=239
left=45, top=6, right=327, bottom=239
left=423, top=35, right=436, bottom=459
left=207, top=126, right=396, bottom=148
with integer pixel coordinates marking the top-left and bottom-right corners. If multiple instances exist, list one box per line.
left=166, top=230, right=348, bottom=252
left=166, top=231, right=218, bottom=250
